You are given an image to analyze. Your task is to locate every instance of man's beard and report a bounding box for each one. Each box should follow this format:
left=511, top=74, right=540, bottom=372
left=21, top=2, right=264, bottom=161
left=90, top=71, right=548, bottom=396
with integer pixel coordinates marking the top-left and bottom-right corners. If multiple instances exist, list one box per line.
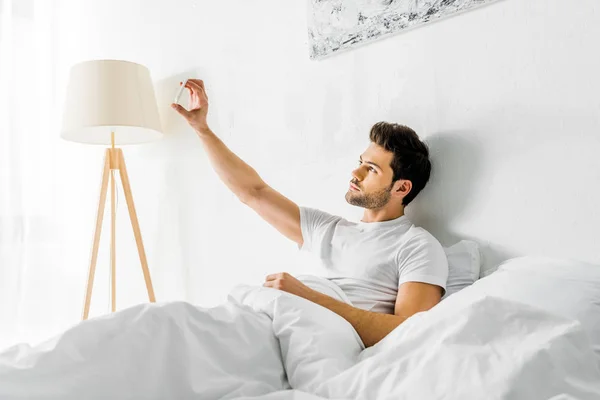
left=345, top=183, right=393, bottom=209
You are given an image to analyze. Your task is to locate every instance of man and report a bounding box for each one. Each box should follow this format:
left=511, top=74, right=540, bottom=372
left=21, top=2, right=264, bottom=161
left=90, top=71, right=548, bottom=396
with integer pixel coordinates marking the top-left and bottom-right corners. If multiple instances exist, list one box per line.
left=172, top=79, right=448, bottom=348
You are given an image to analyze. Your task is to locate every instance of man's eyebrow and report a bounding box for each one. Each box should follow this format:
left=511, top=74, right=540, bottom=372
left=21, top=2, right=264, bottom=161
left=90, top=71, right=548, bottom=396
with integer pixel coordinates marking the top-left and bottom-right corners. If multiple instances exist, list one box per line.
left=359, top=156, right=382, bottom=171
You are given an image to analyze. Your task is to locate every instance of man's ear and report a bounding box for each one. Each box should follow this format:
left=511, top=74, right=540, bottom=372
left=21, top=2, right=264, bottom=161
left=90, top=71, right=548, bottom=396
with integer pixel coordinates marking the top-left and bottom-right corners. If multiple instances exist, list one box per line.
left=392, top=179, right=412, bottom=198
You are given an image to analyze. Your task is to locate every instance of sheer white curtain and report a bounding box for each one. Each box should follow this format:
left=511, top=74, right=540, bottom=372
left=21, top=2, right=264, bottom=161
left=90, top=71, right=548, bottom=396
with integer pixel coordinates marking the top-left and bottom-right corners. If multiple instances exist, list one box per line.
left=0, top=0, right=81, bottom=349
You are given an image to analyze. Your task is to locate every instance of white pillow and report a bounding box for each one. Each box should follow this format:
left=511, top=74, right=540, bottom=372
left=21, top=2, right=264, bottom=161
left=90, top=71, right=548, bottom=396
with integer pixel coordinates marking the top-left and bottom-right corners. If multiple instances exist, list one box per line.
left=463, top=256, right=600, bottom=366
left=442, top=240, right=481, bottom=299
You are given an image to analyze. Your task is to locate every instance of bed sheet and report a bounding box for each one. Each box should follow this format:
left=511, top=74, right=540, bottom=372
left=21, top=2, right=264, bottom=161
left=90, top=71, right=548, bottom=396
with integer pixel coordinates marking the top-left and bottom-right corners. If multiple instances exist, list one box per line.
left=1, top=277, right=599, bottom=399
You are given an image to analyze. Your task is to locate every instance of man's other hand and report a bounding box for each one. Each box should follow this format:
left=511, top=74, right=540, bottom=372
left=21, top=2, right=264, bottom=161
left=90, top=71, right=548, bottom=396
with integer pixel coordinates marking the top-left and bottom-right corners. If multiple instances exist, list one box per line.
left=263, top=272, right=315, bottom=300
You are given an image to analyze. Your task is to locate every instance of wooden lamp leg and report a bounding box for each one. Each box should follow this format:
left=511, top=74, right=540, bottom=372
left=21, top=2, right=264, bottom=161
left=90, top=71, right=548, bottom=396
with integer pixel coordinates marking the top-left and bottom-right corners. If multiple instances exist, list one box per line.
left=82, top=150, right=111, bottom=320
left=110, top=133, right=117, bottom=313
left=110, top=169, right=117, bottom=313
left=117, top=149, right=156, bottom=302
left=82, top=147, right=156, bottom=320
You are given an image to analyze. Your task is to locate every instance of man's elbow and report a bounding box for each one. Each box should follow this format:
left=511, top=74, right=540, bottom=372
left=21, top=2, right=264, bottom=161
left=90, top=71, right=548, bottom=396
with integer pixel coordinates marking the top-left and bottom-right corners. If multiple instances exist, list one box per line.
left=238, top=184, right=266, bottom=207
left=238, top=191, right=254, bottom=206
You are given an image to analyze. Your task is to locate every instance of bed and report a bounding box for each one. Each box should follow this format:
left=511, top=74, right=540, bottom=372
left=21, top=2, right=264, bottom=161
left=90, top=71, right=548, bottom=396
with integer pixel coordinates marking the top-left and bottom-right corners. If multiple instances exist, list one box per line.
left=0, top=254, right=599, bottom=399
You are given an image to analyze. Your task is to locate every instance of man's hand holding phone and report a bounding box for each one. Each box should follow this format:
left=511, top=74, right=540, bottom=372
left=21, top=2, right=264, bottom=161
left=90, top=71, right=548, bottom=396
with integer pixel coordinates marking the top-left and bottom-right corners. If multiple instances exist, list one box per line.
left=171, top=79, right=211, bottom=136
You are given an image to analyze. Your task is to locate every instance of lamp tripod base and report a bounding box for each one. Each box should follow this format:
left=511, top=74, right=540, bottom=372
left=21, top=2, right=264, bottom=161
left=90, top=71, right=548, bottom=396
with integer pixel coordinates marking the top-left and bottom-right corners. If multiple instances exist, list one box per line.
left=82, top=148, right=156, bottom=320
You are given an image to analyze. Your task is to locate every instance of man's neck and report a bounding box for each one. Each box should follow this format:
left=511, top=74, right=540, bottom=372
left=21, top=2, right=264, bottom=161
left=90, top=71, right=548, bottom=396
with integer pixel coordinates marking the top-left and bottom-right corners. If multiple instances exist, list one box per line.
left=361, top=206, right=405, bottom=223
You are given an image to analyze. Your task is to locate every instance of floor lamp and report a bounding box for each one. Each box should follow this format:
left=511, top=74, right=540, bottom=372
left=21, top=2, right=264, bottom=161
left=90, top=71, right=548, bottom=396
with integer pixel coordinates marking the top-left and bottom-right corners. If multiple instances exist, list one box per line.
left=60, top=60, right=164, bottom=320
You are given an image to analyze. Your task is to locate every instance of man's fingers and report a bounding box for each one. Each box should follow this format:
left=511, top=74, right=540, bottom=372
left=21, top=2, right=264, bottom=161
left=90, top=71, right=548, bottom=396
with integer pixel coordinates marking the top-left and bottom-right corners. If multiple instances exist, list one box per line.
left=265, top=273, right=278, bottom=281
left=171, top=103, right=190, bottom=118
left=265, top=272, right=288, bottom=281
left=187, top=79, right=208, bottom=99
left=186, top=80, right=204, bottom=95
left=183, top=83, right=199, bottom=103
left=188, top=79, right=205, bottom=89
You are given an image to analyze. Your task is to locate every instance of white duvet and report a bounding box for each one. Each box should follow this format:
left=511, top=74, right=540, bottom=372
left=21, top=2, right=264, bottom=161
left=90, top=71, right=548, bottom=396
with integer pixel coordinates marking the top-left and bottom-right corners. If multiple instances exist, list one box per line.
left=1, top=277, right=599, bottom=400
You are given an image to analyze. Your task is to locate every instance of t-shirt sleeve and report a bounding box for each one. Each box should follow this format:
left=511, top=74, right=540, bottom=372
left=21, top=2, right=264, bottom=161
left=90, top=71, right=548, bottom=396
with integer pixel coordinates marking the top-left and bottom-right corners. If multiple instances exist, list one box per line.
left=298, top=206, right=340, bottom=253
left=396, top=231, right=449, bottom=295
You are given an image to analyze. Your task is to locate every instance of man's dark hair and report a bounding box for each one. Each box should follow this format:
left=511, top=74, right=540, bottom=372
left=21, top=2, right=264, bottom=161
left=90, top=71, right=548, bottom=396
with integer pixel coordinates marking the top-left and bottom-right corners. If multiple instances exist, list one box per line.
left=369, top=121, right=431, bottom=206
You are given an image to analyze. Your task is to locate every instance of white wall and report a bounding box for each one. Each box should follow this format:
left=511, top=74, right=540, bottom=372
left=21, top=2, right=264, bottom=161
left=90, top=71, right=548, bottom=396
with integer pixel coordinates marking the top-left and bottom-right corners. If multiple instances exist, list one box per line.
left=53, top=0, right=600, bottom=313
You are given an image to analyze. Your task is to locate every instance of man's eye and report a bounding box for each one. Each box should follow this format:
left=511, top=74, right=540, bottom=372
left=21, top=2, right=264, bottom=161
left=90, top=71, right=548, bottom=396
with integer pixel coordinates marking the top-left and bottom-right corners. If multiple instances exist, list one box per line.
left=369, top=167, right=376, bottom=172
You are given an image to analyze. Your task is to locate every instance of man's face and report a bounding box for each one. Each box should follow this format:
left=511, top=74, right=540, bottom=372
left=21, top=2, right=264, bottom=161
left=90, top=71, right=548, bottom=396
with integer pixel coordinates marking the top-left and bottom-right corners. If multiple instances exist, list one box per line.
left=345, top=142, right=396, bottom=209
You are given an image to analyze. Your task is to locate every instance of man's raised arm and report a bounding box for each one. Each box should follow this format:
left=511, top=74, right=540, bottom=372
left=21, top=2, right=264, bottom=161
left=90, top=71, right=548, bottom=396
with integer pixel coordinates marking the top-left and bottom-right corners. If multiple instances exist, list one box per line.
left=172, top=79, right=302, bottom=246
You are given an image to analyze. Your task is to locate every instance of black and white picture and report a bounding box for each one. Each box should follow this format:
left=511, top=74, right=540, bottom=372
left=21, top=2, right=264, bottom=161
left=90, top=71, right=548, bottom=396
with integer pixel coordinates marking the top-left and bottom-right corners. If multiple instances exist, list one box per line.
left=307, top=0, right=501, bottom=59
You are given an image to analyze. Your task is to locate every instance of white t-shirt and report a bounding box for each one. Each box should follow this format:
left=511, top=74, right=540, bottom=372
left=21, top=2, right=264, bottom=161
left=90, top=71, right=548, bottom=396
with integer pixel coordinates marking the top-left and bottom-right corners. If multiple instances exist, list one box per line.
left=298, top=207, right=448, bottom=315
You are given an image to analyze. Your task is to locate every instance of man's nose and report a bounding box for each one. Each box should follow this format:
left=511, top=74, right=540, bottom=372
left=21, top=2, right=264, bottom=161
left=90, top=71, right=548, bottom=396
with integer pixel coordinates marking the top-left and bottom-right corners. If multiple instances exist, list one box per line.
left=351, top=168, right=363, bottom=181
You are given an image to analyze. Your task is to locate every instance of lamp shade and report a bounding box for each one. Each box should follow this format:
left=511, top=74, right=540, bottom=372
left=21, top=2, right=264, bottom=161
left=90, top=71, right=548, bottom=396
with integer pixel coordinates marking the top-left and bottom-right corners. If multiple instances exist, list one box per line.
left=61, top=59, right=163, bottom=145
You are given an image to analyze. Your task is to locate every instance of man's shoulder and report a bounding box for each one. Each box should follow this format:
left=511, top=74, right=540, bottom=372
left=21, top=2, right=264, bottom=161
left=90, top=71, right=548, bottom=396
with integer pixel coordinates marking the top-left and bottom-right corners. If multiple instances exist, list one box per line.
left=300, top=206, right=346, bottom=223
left=398, top=225, right=445, bottom=254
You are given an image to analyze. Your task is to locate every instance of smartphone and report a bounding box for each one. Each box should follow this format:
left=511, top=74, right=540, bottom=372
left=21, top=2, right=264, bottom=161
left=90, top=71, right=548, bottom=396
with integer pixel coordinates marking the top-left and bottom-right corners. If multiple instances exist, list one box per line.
left=173, top=79, right=188, bottom=105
